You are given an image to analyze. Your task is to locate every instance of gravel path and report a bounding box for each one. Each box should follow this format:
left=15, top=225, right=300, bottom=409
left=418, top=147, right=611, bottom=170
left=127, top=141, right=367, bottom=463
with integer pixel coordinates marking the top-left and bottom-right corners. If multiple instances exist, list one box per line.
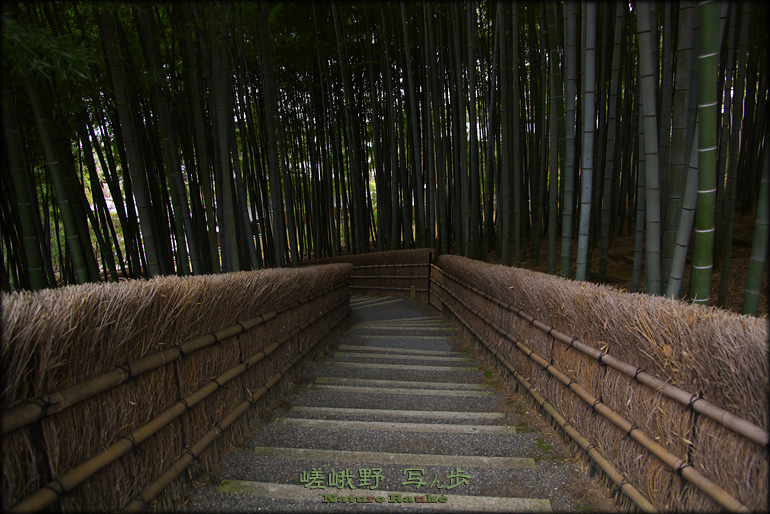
left=181, top=296, right=616, bottom=512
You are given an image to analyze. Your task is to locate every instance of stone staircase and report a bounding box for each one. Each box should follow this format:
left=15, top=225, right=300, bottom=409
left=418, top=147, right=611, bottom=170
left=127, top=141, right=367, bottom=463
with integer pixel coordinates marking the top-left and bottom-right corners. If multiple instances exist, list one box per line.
left=182, top=296, right=613, bottom=512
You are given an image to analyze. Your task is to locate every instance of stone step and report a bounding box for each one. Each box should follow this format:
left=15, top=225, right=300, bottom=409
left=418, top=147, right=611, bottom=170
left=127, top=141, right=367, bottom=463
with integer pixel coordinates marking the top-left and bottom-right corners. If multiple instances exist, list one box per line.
left=336, top=345, right=460, bottom=356
left=324, top=362, right=476, bottom=372
left=345, top=334, right=460, bottom=340
left=290, top=388, right=499, bottom=414
left=252, top=446, right=535, bottom=469
left=331, top=351, right=472, bottom=363
left=353, top=320, right=450, bottom=327
left=350, top=298, right=405, bottom=310
left=215, top=481, right=552, bottom=512
left=287, top=406, right=503, bottom=422
left=272, top=418, right=516, bottom=435
left=181, top=296, right=606, bottom=513
left=310, top=384, right=491, bottom=397
left=240, top=422, right=533, bottom=457
left=349, top=325, right=456, bottom=333
left=314, top=376, right=487, bottom=390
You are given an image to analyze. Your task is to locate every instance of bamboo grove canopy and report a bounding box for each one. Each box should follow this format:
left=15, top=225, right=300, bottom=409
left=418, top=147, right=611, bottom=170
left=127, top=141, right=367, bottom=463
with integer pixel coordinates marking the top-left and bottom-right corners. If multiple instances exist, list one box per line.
left=1, top=1, right=768, bottom=314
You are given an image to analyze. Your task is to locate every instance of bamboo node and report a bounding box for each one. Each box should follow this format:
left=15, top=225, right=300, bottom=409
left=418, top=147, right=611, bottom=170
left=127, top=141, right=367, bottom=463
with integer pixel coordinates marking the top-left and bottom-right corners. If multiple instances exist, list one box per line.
left=117, top=363, right=134, bottom=381
left=33, top=395, right=57, bottom=413
left=567, top=337, right=578, bottom=351
left=684, top=393, right=702, bottom=413
left=591, top=398, right=603, bottom=412
left=183, top=447, right=197, bottom=461
left=622, top=424, right=639, bottom=441
left=41, top=477, right=66, bottom=498
left=127, top=495, right=148, bottom=510
left=173, top=344, right=186, bottom=359
left=675, top=461, right=693, bottom=476
left=631, top=368, right=645, bottom=384
left=598, top=349, right=608, bottom=366
left=121, top=434, right=138, bottom=452
left=614, top=479, right=632, bottom=497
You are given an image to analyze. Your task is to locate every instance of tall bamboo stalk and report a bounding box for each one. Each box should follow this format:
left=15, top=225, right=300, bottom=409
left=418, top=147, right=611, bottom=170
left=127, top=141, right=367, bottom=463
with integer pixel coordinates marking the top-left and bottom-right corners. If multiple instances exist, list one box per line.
left=742, top=135, right=769, bottom=315
left=575, top=2, right=596, bottom=282
left=636, top=0, right=663, bottom=295
left=689, top=0, right=718, bottom=305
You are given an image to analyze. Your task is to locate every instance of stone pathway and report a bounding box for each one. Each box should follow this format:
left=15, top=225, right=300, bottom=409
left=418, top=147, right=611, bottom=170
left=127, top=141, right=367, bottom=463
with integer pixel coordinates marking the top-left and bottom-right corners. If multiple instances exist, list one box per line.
left=182, top=296, right=615, bottom=512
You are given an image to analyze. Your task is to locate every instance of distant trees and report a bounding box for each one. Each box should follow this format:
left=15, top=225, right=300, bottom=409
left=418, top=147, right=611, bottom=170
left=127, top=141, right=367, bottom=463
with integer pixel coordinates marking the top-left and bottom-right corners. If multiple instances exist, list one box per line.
left=1, top=1, right=767, bottom=315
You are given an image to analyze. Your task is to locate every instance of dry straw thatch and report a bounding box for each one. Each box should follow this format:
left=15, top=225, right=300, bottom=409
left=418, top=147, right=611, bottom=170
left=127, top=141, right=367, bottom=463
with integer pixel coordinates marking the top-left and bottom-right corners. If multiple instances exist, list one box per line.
left=1, top=264, right=351, bottom=512
left=432, top=255, right=768, bottom=512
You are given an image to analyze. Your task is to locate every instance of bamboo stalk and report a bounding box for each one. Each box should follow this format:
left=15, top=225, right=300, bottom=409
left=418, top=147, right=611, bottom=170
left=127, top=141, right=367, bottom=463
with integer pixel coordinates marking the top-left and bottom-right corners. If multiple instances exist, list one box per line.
left=436, top=265, right=769, bottom=447
left=432, top=278, right=750, bottom=512
left=436, top=292, right=657, bottom=513
left=2, top=284, right=347, bottom=435
left=7, top=297, right=348, bottom=513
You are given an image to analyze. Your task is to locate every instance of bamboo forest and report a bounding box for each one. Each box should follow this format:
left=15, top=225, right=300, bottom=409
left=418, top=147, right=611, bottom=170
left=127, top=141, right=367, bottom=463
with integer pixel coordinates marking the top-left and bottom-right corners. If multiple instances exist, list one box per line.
left=1, top=1, right=768, bottom=315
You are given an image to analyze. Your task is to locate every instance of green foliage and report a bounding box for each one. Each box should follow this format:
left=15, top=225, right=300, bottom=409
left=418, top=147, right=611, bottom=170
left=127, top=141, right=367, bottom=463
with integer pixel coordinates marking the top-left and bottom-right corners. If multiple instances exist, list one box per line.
left=2, top=14, right=97, bottom=84
left=535, top=438, right=552, bottom=452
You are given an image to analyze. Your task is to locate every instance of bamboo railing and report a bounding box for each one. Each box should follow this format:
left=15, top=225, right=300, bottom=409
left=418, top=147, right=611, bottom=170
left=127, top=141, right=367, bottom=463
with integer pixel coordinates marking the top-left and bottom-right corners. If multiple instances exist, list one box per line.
left=3, top=271, right=350, bottom=513
left=431, top=263, right=759, bottom=512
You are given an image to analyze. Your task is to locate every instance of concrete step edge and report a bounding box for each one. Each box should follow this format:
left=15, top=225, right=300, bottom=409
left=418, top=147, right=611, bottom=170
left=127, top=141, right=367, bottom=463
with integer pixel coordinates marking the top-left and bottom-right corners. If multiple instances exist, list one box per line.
left=311, top=384, right=491, bottom=397
left=332, top=352, right=471, bottom=362
left=314, top=377, right=487, bottom=390
left=329, top=362, right=478, bottom=371
left=216, top=480, right=552, bottom=512
left=337, top=345, right=460, bottom=356
left=252, top=446, right=535, bottom=469
left=288, top=406, right=503, bottom=421
left=273, top=418, right=516, bottom=434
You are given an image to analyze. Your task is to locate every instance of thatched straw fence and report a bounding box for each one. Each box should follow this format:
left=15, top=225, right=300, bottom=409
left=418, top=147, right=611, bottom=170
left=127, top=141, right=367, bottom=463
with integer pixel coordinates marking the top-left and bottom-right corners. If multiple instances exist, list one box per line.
left=1, top=264, right=351, bottom=512
left=300, top=249, right=433, bottom=303
left=430, top=255, right=768, bottom=512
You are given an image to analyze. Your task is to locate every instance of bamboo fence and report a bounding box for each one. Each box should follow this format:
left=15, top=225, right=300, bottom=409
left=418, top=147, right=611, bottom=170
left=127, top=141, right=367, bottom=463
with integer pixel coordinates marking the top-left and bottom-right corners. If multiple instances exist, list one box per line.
left=1, top=264, right=351, bottom=512
left=430, top=255, right=768, bottom=512
left=300, top=248, right=433, bottom=302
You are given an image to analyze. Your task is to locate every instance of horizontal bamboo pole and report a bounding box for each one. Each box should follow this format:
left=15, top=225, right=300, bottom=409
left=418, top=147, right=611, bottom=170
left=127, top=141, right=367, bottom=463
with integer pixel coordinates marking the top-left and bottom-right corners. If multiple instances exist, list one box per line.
left=434, top=288, right=657, bottom=513
left=353, top=263, right=429, bottom=269
left=122, top=374, right=281, bottom=513
left=432, top=278, right=750, bottom=512
left=2, top=283, right=347, bottom=436
left=9, top=297, right=348, bottom=513
left=436, top=265, right=769, bottom=448
left=350, top=286, right=429, bottom=292
left=121, top=301, right=349, bottom=512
